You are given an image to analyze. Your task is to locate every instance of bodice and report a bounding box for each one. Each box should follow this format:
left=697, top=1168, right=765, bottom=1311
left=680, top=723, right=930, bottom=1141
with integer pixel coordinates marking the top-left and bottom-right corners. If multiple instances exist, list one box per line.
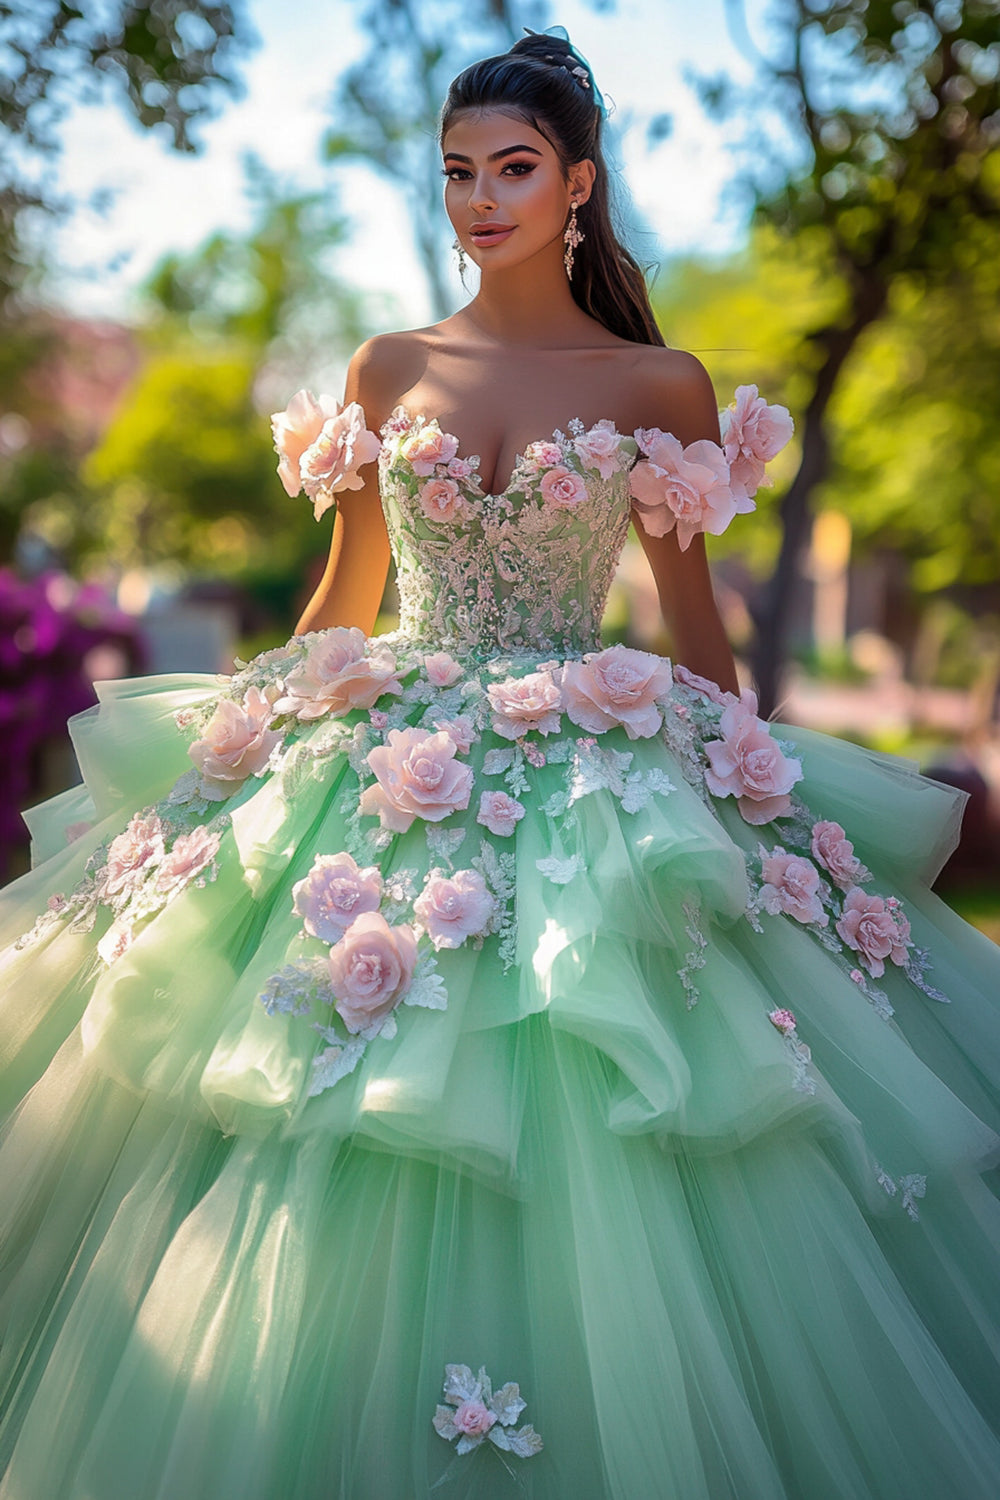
left=377, top=410, right=638, bottom=662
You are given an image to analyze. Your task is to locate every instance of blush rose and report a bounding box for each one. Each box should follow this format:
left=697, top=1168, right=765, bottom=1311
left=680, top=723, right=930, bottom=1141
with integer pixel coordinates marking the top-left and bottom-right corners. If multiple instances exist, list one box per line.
left=400, top=422, right=459, bottom=475
left=328, top=912, right=418, bottom=1034
left=835, top=888, right=912, bottom=978
left=100, top=811, right=166, bottom=899
left=810, top=820, right=864, bottom=891
left=270, top=388, right=339, bottom=498
left=562, top=644, right=673, bottom=739
left=477, top=790, right=526, bottom=837
left=414, top=868, right=496, bottom=950
left=418, top=477, right=464, bottom=522
left=720, top=384, right=794, bottom=498
left=759, top=849, right=827, bottom=925
left=630, top=429, right=753, bottom=550
left=539, top=466, right=587, bottom=508
left=189, top=687, right=283, bottom=801
left=487, top=670, right=563, bottom=739
left=452, top=1401, right=497, bottom=1441
left=573, top=419, right=623, bottom=478
left=703, top=693, right=802, bottom=824
left=360, top=727, right=474, bottom=832
left=153, top=826, right=221, bottom=894
left=273, top=628, right=403, bottom=720
left=292, top=852, right=383, bottom=944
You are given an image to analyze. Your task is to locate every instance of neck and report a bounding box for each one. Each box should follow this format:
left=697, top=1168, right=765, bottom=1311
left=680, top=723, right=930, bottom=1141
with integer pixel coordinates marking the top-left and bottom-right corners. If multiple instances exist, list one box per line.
left=464, top=242, right=593, bottom=347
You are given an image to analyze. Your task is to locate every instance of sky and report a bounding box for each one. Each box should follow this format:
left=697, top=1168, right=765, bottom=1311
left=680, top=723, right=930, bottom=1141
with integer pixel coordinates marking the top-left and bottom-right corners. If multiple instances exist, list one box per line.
left=48, top=0, right=766, bottom=329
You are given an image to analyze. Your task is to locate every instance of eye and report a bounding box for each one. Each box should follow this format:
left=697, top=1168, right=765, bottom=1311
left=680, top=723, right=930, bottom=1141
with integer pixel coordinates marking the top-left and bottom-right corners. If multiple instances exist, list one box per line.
left=502, top=161, right=535, bottom=176
left=441, top=167, right=472, bottom=181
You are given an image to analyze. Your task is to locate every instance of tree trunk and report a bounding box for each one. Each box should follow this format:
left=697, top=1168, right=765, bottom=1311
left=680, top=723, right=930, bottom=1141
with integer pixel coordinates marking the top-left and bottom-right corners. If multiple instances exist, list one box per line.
left=751, top=272, right=889, bottom=717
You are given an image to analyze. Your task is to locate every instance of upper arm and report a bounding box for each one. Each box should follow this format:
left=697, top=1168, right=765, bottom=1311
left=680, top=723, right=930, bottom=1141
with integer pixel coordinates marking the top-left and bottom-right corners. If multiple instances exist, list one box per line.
left=632, top=347, right=721, bottom=447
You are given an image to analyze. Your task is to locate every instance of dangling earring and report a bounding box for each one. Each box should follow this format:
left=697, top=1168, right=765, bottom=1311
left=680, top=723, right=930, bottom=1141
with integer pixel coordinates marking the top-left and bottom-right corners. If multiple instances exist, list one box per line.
left=563, top=201, right=584, bottom=280
left=452, top=236, right=467, bottom=277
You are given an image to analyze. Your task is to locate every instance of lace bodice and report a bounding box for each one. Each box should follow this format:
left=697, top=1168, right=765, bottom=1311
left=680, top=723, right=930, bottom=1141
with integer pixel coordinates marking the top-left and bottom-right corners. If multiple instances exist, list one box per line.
left=377, top=410, right=638, bottom=662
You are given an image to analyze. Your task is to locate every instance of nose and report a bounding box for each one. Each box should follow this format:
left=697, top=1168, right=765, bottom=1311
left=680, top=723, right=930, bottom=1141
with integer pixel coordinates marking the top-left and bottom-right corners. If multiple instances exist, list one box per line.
left=468, top=172, right=497, bottom=215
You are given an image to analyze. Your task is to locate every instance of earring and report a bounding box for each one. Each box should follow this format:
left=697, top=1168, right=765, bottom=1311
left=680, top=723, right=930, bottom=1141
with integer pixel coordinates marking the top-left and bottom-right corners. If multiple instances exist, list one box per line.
left=452, top=236, right=467, bottom=277
left=563, top=201, right=584, bottom=280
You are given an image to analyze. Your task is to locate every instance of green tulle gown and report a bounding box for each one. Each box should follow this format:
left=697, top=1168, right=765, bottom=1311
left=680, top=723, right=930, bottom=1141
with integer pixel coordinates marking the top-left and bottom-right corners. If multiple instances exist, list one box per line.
left=2, top=403, right=1000, bottom=1500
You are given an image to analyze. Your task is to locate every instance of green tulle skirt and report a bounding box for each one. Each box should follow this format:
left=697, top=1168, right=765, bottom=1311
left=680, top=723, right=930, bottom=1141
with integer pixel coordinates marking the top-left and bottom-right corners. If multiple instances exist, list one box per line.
left=1, top=668, right=1000, bottom=1499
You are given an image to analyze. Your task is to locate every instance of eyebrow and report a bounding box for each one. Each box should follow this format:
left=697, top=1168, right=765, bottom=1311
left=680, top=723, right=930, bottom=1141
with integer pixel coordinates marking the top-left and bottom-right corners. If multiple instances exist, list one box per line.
left=442, top=145, right=543, bottom=164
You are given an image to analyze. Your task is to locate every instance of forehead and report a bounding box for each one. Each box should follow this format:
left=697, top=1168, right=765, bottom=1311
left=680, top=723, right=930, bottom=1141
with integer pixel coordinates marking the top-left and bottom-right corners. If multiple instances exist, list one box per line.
left=441, top=109, right=555, bottom=160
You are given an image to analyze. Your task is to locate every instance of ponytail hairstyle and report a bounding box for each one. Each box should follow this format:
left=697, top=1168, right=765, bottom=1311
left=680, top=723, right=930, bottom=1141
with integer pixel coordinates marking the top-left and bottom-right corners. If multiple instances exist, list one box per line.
left=440, top=31, right=665, bottom=348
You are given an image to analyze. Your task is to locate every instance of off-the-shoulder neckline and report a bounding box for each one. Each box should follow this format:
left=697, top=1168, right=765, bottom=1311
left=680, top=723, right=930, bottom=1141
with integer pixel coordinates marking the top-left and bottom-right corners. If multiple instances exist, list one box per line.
left=380, top=403, right=631, bottom=500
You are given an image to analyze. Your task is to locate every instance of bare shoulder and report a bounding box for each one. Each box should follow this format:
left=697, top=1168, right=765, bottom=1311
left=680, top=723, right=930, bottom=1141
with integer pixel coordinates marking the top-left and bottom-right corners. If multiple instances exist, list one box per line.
left=343, top=329, right=432, bottom=429
left=628, top=345, right=721, bottom=446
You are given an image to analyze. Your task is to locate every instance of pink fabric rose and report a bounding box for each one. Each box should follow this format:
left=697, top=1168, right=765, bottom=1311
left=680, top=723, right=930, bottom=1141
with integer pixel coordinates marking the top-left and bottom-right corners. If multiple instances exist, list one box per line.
left=835, top=888, right=912, bottom=978
left=270, top=388, right=339, bottom=498
left=477, top=790, right=526, bottom=837
left=768, top=1008, right=798, bottom=1035
left=539, top=465, right=587, bottom=508
left=720, top=385, right=794, bottom=498
left=400, top=422, right=459, bottom=475
left=292, top=852, right=383, bottom=944
left=328, top=912, right=417, bottom=1034
left=703, top=694, right=802, bottom=824
left=189, top=686, right=283, bottom=800
left=432, top=715, right=477, bottom=753
left=810, top=820, right=864, bottom=891
left=759, top=849, right=827, bottom=925
left=360, top=726, right=474, bottom=832
left=414, top=868, right=495, bottom=950
left=573, top=419, right=623, bottom=478
left=563, top=645, right=673, bottom=739
left=522, top=440, right=565, bottom=472
left=418, top=477, right=464, bottom=522
left=423, top=651, right=463, bottom=687
left=100, top=811, right=166, bottom=899
left=487, top=670, right=563, bottom=739
left=154, top=826, right=221, bottom=893
left=629, top=429, right=753, bottom=550
left=452, top=1401, right=497, bottom=1440
left=273, top=628, right=403, bottom=720
left=446, top=456, right=475, bottom=480
left=299, top=403, right=382, bottom=520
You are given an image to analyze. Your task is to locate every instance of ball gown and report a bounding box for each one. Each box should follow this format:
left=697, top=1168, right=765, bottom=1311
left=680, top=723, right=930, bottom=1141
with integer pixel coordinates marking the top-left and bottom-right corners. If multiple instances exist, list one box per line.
left=1, top=397, right=1000, bottom=1500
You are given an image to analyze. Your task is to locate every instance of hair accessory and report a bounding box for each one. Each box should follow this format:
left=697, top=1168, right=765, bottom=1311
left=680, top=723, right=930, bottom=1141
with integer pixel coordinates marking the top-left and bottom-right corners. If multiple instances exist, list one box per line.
left=452, top=236, right=467, bottom=277
left=563, top=201, right=584, bottom=280
left=523, top=25, right=605, bottom=112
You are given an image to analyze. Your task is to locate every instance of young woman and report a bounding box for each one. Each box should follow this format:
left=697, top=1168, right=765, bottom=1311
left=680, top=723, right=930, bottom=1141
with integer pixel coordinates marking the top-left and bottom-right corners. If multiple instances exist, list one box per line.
left=2, top=29, right=999, bottom=1500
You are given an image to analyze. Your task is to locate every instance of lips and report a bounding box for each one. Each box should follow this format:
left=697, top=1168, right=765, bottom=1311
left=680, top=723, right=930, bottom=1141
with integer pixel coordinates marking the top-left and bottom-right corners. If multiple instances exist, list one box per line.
left=469, top=224, right=515, bottom=246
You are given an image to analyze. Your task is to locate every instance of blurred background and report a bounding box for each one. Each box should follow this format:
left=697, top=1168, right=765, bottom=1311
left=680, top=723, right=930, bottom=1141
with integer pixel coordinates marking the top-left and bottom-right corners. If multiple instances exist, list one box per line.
left=1, top=0, right=998, bottom=931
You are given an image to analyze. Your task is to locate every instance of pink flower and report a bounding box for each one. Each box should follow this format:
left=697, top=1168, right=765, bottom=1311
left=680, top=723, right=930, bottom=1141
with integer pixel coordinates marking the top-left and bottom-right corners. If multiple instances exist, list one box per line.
left=382, top=406, right=412, bottom=436
left=418, top=476, right=464, bottom=522
left=629, top=429, right=753, bottom=550
left=189, top=686, right=283, bottom=800
left=810, top=820, right=863, bottom=891
left=523, top=742, right=546, bottom=768
left=452, top=1400, right=497, bottom=1440
left=672, top=663, right=737, bottom=707
left=720, top=385, right=794, bottom=498
left=369, top=709, right=388, bottom=729
left=292, top=852, right=383, bottom=943
left=154, top=826, right=221, bottom=893
left=270, top=388, right=339, bottom=498
left=446, top=456, right=475, bottom=480
left=423, top=651, right=463, bottom=687
left=99, top=811, right=166, bottom=899
left=414, top=868, right=495, bottom=949
left=563, top=645, right=673, bottom=739
left=477, top=790, right=526, bottom=837
left=850, top=969, right=864, bottom=984
left=432, top=714, right=477, bottom=753
left=522, top=440, right=564, bottom=470
left=360, top=726, right=474, bottom=832
left=768, top=1008, right=798, bottom=1035
left=573, top=419, right=623, bottom=478
left=273, top=628, right=403, bottom=720
left=400, top=422, right=459, bottom=475
left=759, top=849, right=827, bottom=925
left=703, top=694, right=802, bottom=824
left=299, top=403, right=382, bottom=519
left=328, top=912, right=417, bottom=1033
left=835, top=888, right=912, bottom=978
left=539, top=466, right=587, bottom=508
left=487, top=670, right=563, bottom=739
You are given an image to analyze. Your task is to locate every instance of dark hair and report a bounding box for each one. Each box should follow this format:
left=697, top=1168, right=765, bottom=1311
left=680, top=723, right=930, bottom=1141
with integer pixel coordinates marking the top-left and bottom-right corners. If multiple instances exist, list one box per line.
left=440, top=33, right=665, bottom=347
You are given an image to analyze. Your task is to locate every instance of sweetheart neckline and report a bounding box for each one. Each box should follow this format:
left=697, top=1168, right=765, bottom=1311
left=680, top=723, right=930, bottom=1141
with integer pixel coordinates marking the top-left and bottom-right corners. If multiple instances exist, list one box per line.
left=381, top=403, right=631, bottom=501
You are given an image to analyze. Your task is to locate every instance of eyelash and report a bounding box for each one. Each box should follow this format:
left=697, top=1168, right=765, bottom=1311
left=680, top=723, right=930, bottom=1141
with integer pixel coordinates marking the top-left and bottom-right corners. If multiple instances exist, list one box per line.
left=441, top=162, right=536, bottom=182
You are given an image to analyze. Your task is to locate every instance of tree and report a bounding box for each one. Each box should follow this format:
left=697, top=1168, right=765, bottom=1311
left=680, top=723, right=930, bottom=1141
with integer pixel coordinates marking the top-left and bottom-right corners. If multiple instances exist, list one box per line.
left=699, top=0, right=1000, bottom=713
left=325, top=0, right=543, bottom=320
left=0, top=0, right=254, bottom=309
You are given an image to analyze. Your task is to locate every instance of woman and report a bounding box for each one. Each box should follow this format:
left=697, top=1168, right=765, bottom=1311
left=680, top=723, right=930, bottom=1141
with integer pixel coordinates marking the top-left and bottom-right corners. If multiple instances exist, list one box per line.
left=2, top=29, right=999, bottom=1500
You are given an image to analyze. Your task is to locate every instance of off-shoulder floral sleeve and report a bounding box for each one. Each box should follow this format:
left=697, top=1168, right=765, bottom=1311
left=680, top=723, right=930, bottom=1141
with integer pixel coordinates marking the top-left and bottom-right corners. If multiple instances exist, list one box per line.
left=629, top=385, right=794, bottom=550
left=270, top=389, right=382, bottom=521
